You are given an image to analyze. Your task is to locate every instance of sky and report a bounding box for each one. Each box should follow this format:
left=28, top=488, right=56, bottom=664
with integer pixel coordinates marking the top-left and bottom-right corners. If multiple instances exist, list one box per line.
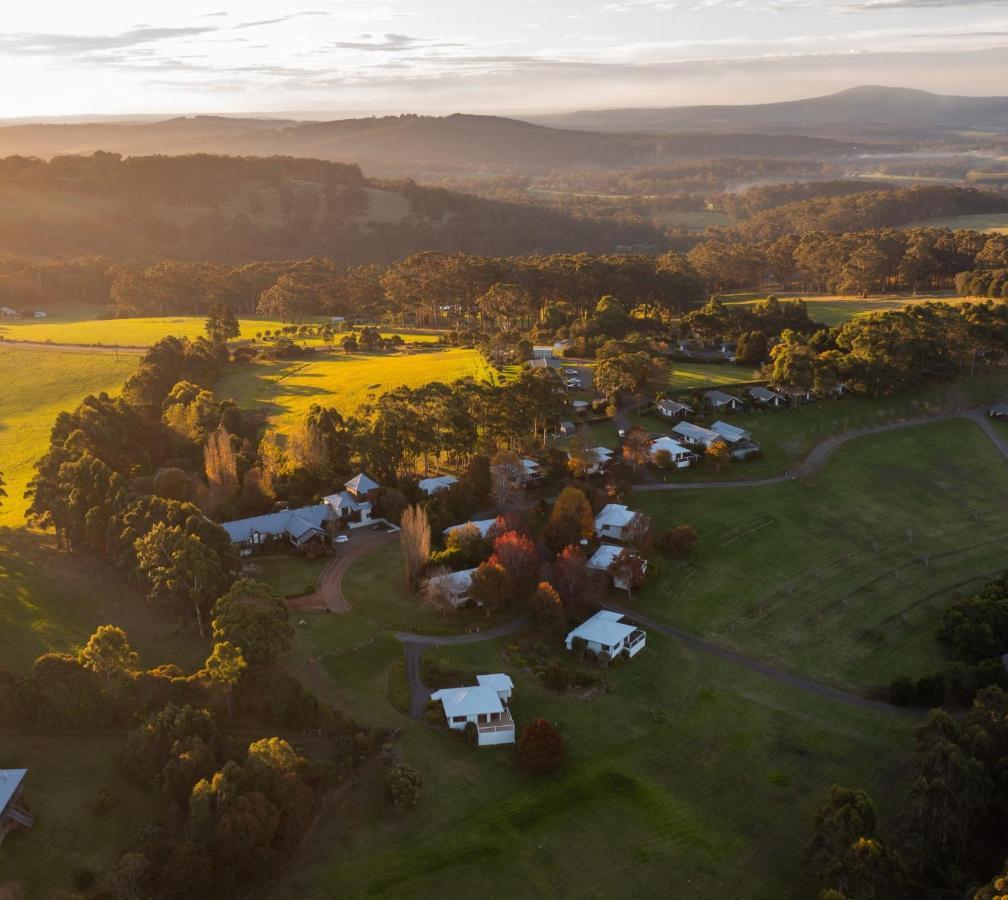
left=3, top=0, right=1008, bottom=118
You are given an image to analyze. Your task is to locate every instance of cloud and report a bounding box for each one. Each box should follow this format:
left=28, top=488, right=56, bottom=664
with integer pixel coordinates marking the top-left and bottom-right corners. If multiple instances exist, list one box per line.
left=0, top=26, right=218, bottom=56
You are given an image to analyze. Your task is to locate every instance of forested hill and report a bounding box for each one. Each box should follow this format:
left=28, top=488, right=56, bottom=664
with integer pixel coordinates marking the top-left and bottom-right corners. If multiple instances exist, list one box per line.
left=722, top=185, right=1008, bottom=242
left=529, top=86, right=1008, bottom=138
left=0, top=152, right=665, bottom=262
left=0, top=114, right=863, bottom=177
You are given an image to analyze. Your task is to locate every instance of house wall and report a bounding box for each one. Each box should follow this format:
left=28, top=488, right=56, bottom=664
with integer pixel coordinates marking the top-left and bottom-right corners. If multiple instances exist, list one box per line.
left=598, top=524, right=625, bottom=541
left=478, top=727, right=516, bottom=746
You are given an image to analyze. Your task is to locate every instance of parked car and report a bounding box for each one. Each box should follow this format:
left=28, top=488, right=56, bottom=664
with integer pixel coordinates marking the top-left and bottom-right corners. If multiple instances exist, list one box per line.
left=334, top=534, right=349, bottom=544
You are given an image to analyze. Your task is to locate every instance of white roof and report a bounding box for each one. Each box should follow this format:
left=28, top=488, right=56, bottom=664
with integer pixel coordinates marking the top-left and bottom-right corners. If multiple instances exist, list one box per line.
left=749, top=386, right=783, bottom=402
left=710, top=421, right=751, bottom=443
left=444, top=518, right=496, bottom=538
left=705, top=390, right=739, bottom=404
left=324, top=490, right=370, bottom=513
left=587, top=543, right=624, bottom=571
left=671, top=421, right=719, bottom=444
left=568, top=446, right=615, bottom=463
left=521, top=459, right=540, bottom=473
left=221, top=504, right=330, bottom=544
left=572, top=399, right=590, bottom=409
left=0, top=769, right=27, bottom=814
left=476, top=673, right=514, bottom=693
left=649, top=436, right=691, bottom=458
left=418, top=474, right=458, bottom=495
left=566, top=609, right=638, bottom=647
left=594, top=503, right=636, bottom=530
left=345, top=472, right=379, bottom=494
left=426, top=567, right=476, bottom=596
left=431, top=684, right=504, bottom=717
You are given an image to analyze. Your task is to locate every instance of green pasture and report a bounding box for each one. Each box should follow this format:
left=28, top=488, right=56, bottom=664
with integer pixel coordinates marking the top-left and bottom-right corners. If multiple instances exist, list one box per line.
left=0, top=347, right=139, bottom=527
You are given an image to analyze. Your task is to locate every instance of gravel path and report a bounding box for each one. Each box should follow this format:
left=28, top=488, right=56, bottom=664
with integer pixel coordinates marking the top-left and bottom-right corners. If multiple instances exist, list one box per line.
left=290, top=530, right=398, bottom=613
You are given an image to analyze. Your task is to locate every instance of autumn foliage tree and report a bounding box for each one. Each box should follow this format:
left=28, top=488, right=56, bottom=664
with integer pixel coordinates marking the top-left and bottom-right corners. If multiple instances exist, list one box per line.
left=469, top=560, right=509, bottom=614
left=544, top=486, right=594, bottom=552
left=490, top=530, right=539, bottom=602
left=530, top=581, right=567, bottom=636
left=551, top=545, right=591, bottom=615
left=518, top=718, right=565, bottom=773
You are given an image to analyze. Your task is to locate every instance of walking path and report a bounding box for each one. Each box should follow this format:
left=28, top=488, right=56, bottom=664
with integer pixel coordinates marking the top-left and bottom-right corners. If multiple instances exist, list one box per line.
left=396, top=617, right=529, bottom=719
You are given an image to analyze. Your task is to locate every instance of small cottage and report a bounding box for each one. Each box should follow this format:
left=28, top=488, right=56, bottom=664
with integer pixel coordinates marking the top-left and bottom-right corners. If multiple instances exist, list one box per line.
left=656, top=399, right=694, bottom=419
left=565, top=610, right=646, bottom=659
left=594, top=504, right=637, bottom=541
left=587, top=543, right=649, bottom=591
left=704, top=390, right=744, bottom=412
left=430, top=678, right=516, bottom=746
left=0, top=769, right=32, bottom=844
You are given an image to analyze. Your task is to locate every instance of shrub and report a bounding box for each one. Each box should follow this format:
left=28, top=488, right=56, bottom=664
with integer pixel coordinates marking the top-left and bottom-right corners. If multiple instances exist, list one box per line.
left=518, top=718, right=565, bottom=774
left=386, top=763, right=423, bottom=808
left=889, top=676, right=916, bottom=706
left=571, top=636, right=587, bottom=658
left=597, top=650, right=611, bottom=666
left=584, top=649, right=597, bottom=664
left=424, top=708, right=443, bottom=725
left=463, top=721, right=478, bottom=746
left=660, top=525, right=699, bottom=558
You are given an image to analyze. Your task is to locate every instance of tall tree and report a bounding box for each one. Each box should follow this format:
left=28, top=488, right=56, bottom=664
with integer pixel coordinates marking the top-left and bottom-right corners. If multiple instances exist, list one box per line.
left=544, top=487, right=594, bottom=553
left=400, top=505, right=432, bottom=588
left=204, top=641, right=247, bottom=715
left=211, top=579, right=293, bottom=668
left=77, top=625, right=139, bottom=684
left=205, top=301, right=240, bottom=345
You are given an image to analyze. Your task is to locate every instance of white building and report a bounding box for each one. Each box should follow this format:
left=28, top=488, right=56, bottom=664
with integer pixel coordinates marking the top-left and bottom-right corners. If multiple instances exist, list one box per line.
left=569, top=446, right=614, bottom=476
left=324, top=472, right=380, bottom=528
left=0, top=769, right=33, bottom=841
left=704, top=390, right=744, bottom=412
left=565, top=610, right=646, bottom=659
left=476, top=673, right=514, bottom=703
left=655, top=399, right=693, bottom=419
left=443, top=518, right=497, bottom=540
left=586, top=543, right=649, bottom=591
left=648, top=436, right=695, bottom=468
left=710, top=421, right=761, bottom=459
left=521, top=459, right=542, bottom=484
left=594, top=503, right=637, bottom=541
left=424, top=567, right=477, bottom=607
left=220, top=504, right=331, bottom=553
left=749, top=386, right=787, bottom=408
left=418, top=474, right=459, bottom=495
left=430, top=678, right=516, bottom=746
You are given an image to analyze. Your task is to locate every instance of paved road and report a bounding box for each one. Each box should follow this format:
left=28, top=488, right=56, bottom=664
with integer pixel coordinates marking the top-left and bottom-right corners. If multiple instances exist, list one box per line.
left=632, top=407, right=1008, bottom=493
left=289, top=529, right=398, bottom=613
left=396, top=617, right=529, bottom=719
left=599, top=602, right=914, bottom=716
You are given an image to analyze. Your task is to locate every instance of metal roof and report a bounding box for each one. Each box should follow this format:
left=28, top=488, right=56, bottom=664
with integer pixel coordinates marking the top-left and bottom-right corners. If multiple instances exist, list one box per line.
left=444, top=518, right=496, bottom=538
left=0, top=769, right=27, bottom=816
left=418, top=475, right=458, bottom=495
left=705, top=390, right=740, bottom=404
left=566, top=609, right=638, bottom=647
left=649, top=436, right=691, bottom=457
left=671, top=422, right=719, bottom=444
left=710, top=421, right=751, bottom=443
left=594, top=503, right=636, bottom=529
left=220, top=504, right=331, bottom=544
left=345, top=472, right=380, bottom=495
left=476, top=673, right=514, bottom=693
left=431, top=684, right=504, bottom=717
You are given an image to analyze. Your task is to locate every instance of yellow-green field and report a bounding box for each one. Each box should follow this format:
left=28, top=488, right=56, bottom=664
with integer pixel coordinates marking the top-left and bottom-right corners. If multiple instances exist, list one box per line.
left=725, top=293, right=961, bottom=326
left=0, top=347, right=139, bottom=527
left=216, top=347, right=494, bottom=432
left=0, top=311, right=441, bottom=348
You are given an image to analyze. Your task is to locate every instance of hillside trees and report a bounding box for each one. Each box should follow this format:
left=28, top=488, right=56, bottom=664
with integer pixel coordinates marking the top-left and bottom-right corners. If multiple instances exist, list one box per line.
left=211, top=579, right=293, bottom=668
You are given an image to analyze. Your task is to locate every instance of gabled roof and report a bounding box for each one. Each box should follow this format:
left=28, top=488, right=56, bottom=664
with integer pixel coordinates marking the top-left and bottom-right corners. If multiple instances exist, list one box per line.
left=594, top=503, right=636, bottom=529
left=345, top=472, right=379, bottom=495
left=521, top=459, right=540, bottom=473
left=566, top=609, right=638, bottom=647
left=324, top=490, right=369, bottom=513
left=705, top=390, right=740, bottom=404
left=749, top=386, right=784, bottom=402
left=426, top=567, right=477, bottom=596
left=656, top=399, right=693, bottom=415
left=0, top=769, right=27, bottom=815
left=418, top=474, right=458, bottom=494
left=476, top=673, right=514, bottom=693
left=444, top=518, right=496, bottom=538
left=710, top=421, right=751, bottom=443
left=431, top=684, right=504, bottom=717
left=671, top=421, right=719, bottom=444
left=649, top=436, right=692, bottom=457
left=990, top=402, right=1008, bottom=416
left=220, top=504, right=331, bottom=544
left=586, top=543, right=624, bottom=571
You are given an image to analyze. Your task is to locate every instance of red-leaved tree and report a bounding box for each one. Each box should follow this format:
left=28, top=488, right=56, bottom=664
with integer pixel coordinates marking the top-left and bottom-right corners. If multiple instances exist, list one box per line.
left=490, top=530, right=539, bottom=601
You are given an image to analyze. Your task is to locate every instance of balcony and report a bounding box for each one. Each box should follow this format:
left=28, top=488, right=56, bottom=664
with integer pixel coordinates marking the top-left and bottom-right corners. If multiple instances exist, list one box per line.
left=478, top=709, right=514, bottom=733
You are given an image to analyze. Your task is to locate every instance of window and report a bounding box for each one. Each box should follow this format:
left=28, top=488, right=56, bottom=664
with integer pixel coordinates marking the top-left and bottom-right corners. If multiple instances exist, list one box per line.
left=452, top=715, right=467, bottom=723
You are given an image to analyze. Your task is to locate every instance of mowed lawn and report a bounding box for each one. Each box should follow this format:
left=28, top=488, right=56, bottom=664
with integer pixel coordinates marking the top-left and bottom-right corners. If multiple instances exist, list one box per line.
left=273, top=631, right=914, bottom=900
left=667, top=361, right=760, bottom=390
left=0, top=311, right=441, bottom=348
left=633, top=419, right=1008, bottom=691
left=0, top=347, right=139, bottom=527
left=216, top=347, right=494, bottom=431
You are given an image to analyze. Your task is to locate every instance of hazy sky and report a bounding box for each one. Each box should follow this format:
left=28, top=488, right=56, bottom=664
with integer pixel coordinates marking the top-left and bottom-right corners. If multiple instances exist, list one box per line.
left=3, top=0, right=1008, bottom=117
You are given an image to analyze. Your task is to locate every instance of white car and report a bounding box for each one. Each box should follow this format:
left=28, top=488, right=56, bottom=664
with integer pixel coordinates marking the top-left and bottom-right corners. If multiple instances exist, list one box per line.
left=334, top=534, right=350, bottom=544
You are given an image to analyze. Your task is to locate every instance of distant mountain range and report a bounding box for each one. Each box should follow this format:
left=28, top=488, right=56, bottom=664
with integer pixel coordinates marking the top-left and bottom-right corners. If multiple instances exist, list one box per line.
left=527, top=86, right=1008, bottom=136
left=0, top=111, right=869, bottom=177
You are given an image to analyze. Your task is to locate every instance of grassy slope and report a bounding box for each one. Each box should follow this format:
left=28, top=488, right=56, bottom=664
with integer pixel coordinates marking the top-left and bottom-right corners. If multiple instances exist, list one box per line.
left=633, top=420, right=1008, bottom=690
left=275, top=631, right=913, bottom=900
left=0, top=347, right=139, bottom=527
left=215, top=347, right=494, bottom=431
left=667, top=361, right=761, bottom=390
left=903, top=212, right=1008, bottom=234
left=724, top=293, right=960, bottom=326
left=0, top=529, right=207, bottom=676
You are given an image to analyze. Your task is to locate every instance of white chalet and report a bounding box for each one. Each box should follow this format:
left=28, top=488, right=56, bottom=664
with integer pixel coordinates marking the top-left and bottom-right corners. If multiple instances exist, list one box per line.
left=655, top=399, right=694, bottom=419
left=425, top=567, right=477, bottom=607
left=704, top=390, right=744, bottom=412
left=418, top=474, right=459, bottom=495
left=710, top=421, right=761, bottom=459
left=594, top=503, right=637, bottom=541
left=443, top=518, right=497, bottom=540
left=648, top=436, right=695, bottom=468
left=569, top=446, right=614, bottom=475
left=749, top=386, right=787, bottom=408
left=430, top=676, right=516, bottom=746
left=587, top=543, right=649, bottom=591
left=565, top=610, right=646, bottom=659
